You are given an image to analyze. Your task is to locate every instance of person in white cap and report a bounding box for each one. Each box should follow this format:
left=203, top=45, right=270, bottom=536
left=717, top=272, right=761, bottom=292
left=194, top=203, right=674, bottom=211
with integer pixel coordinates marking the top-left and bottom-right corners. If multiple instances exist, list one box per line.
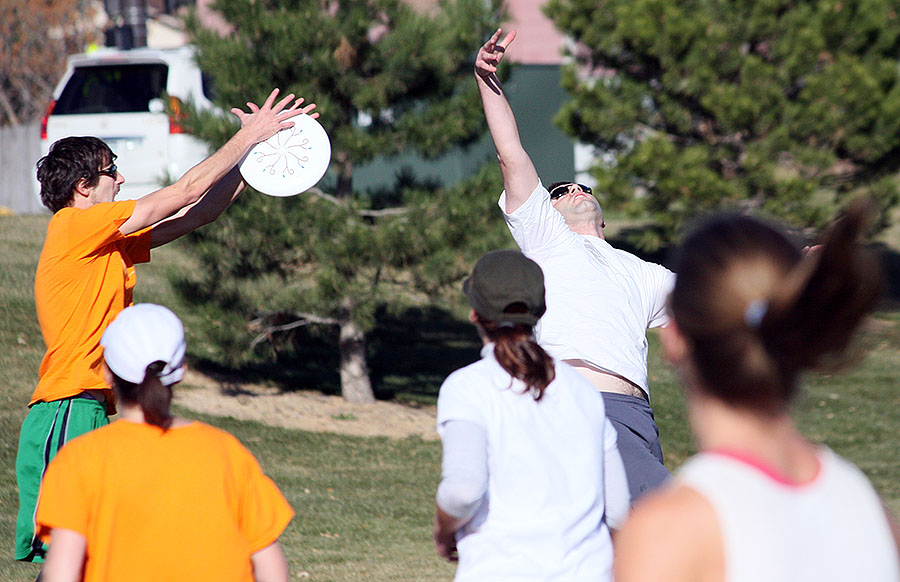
left=433, top=249, right=630, bottom=582
left=34, top=304, right=294, bottom=582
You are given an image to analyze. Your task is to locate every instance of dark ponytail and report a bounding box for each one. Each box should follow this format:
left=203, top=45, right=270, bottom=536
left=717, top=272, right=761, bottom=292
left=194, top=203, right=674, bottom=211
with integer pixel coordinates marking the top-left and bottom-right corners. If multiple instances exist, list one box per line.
left=763, top=200, right=883, bottom=376
left=476, top=314, right=555, bottom=401
left=110, top=360, right=174, bottom=430
left=670, top=200, right=883, bottom=413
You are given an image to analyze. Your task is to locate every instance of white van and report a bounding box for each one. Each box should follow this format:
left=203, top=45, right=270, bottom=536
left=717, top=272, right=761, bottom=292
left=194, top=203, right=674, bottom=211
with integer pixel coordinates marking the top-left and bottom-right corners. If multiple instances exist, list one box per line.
left=37, top=45, right=213, bottom=202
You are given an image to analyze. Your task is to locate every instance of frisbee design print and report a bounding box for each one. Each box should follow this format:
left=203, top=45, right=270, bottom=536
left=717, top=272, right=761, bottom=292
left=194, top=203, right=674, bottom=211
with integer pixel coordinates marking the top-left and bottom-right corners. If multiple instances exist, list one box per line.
left=240, top=114, right=331, bottom=197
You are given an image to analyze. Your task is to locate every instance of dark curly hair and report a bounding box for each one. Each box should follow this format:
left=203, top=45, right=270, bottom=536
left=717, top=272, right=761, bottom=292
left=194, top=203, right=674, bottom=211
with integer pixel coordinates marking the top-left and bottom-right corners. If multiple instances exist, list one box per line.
left=36, top=137, right=116, bottom=213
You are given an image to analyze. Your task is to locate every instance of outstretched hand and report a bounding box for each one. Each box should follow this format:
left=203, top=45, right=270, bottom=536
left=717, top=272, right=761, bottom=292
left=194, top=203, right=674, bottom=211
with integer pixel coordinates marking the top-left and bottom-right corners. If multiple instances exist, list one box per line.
left=475, top=28, right=516, bottom=80
left=230, top=88, right=319, bottom=144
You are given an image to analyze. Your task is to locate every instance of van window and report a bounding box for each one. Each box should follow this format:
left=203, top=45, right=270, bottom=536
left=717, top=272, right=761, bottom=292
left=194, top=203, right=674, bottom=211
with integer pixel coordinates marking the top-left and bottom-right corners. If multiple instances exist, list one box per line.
left=201, top=71, right=218, bottom=102
left=53, top=64, right=169, bottom=115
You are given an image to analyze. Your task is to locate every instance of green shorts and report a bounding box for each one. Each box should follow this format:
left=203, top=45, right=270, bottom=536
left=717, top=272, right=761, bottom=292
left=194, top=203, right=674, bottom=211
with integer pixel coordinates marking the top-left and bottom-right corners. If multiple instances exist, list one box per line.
left=15, top=395, right=108, bottom=562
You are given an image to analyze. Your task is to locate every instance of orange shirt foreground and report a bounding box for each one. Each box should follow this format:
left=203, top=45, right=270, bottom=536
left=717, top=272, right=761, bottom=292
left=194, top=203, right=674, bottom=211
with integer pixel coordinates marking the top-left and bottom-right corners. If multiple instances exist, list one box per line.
left=36, top=420, right=294, bottom=582
left=32, top=200, right=151, bottom=406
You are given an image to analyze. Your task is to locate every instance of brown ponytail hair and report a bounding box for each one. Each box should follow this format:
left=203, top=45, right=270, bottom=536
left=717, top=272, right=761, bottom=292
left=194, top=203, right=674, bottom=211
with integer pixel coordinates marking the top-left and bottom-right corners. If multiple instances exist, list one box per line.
left=475, top=313, right=556, bottom=401
left=669, top=200, right=882, bottom=413
left=110, top=360, right=175, bottom=430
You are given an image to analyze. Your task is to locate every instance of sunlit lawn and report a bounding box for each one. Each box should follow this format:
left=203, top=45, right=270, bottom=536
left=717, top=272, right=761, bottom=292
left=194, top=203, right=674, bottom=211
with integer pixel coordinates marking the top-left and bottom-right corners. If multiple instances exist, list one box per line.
left=0, top=214, right=897, bottom=581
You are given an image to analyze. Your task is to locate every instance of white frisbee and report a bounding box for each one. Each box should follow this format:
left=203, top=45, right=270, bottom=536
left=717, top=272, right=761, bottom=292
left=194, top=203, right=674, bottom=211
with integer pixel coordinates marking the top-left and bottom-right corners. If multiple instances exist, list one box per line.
left=239, top=114, right=331, bottom=197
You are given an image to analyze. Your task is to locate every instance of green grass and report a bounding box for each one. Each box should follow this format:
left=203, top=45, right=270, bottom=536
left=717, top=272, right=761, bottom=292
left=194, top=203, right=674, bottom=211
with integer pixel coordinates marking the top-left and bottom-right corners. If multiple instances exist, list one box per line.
left=190, top=415, right=453, bottom=582
left=0, top=214, right=898, bottom=581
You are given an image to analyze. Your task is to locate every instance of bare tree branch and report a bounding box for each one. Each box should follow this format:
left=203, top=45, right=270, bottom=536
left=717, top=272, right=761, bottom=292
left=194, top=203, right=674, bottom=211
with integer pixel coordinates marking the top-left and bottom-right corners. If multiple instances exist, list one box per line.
left=0, top=0, right=96, bottom=126
left=306, top=187, right=341, bottom=205
left=0, top=89, right=20, bottom=125
left=358, top=207, right=410, bottom=217
left=306, top=186, right=411, bottom=217
left=248, top=311, right=340, bottom=348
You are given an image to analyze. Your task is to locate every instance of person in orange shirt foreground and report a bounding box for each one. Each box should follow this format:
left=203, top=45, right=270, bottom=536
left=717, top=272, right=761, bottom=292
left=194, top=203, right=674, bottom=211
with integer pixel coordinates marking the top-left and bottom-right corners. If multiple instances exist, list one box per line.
left=36, top=303, right=294, bottom=582
left=16, top=89, right=317, bottom=563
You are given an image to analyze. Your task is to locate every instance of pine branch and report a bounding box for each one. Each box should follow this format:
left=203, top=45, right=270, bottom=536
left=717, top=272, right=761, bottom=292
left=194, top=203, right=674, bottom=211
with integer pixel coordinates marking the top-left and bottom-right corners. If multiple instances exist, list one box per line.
left=587, top=47, right=737, bottom=149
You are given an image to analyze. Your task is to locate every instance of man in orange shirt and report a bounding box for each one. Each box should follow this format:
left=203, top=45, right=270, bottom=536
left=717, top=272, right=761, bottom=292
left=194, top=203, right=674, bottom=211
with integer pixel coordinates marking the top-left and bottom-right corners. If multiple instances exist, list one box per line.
left=16, top=89, right=317, bottom=563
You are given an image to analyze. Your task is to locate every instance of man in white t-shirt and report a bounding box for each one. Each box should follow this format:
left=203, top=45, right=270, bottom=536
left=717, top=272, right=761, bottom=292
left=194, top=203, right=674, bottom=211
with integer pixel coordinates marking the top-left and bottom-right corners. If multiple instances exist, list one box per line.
left=475, top=29, right=675, bottom=499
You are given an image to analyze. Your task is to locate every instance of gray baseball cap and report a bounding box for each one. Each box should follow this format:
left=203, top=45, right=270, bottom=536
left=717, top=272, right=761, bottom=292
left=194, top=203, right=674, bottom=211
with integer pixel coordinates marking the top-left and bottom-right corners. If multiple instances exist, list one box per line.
left=463, top=250, right=546, bottom=326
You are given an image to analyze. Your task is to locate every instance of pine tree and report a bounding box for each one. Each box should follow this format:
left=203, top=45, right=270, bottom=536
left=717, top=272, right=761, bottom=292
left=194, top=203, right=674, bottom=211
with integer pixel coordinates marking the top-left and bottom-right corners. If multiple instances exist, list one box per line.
left=180, top=0, right=507, bottom=402
left=544, top=0, right=900, bottom=248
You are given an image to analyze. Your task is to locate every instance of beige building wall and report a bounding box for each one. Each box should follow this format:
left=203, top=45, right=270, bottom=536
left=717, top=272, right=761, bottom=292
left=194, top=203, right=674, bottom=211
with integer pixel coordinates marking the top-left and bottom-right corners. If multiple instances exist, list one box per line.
left=191, top=0, right=565, bottom=65
left=504, top=0, right=565, bottom=65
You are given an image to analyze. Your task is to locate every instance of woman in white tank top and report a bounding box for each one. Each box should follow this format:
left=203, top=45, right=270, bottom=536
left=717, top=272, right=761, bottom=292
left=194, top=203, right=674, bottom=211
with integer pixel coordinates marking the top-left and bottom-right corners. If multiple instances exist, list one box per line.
left=614, top=201, right=900, bottom=582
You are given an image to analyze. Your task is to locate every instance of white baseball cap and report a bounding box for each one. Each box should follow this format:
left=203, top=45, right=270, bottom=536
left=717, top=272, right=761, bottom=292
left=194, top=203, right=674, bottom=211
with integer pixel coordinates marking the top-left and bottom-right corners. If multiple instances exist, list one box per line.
left=100, top=303, right=186, bottom=386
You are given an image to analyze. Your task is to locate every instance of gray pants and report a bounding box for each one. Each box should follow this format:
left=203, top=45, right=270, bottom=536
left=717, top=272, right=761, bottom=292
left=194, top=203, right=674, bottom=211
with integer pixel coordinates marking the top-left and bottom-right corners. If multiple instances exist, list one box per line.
left=601, top=392, right=670, bottom=501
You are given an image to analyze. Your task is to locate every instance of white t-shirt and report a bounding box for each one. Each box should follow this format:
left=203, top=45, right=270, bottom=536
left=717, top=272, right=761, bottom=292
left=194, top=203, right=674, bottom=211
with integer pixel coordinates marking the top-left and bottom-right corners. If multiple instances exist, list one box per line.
left=436, top=344, right=630, bottom=582
left=678, top=448, right=900, bottom=582
left=500, top=183, right=674, bottom=393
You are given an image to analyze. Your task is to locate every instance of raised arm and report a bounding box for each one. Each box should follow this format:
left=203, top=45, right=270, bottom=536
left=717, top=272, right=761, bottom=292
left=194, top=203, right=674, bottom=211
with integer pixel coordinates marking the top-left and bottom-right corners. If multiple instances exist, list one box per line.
left=148, top=102, right=319, bottom=247
left=148, top=165, right=244, bottom=248
left=475, top=29, right=539, bottom=213
left=120, top=89, right=315, bottom=237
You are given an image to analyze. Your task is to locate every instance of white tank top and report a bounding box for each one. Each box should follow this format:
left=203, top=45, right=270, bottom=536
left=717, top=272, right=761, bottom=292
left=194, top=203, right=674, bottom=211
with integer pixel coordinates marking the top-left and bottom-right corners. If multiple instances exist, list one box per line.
left=678, top=447, right=899, bottom=582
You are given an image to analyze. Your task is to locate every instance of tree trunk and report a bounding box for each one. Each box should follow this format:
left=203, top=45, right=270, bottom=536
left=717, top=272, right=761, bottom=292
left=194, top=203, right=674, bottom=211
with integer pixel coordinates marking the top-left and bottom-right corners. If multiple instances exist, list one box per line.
left=335, top=151, right=353, bottom=199
left=338, top=316, right=375, bottom=403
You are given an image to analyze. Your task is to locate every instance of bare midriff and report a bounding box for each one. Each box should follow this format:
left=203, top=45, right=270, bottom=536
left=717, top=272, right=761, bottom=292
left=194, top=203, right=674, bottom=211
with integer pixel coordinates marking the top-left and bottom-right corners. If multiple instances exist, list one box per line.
left=564, top=359, right=648, bottom=400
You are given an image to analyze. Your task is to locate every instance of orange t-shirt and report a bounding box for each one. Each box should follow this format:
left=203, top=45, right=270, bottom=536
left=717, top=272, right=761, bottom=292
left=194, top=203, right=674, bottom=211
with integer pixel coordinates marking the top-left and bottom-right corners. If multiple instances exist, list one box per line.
left=32, top=201, right=152, bottom=407
left=36, top=421, right=294, bottom=582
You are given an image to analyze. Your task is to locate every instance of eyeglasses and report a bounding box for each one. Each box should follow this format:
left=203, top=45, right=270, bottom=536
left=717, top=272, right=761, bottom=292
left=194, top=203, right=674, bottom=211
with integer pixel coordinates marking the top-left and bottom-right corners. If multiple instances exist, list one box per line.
left=98, top=164, right=118, bottom=179
left=549, top=183, right=592, bottom=200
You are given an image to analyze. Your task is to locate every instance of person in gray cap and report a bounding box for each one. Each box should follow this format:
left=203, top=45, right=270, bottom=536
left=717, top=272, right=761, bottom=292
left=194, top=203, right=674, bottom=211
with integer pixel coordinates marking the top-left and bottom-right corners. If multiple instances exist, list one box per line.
left=474, top=29, right=675, bottom=500
left=433, top=249, right=630, bottom=582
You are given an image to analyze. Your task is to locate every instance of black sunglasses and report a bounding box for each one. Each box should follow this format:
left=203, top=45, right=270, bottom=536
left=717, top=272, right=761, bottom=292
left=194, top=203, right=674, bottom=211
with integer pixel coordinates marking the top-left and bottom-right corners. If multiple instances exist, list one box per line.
left=98, top=164, right=118, bottom=179
left=549, top=183, right=592, bottom=200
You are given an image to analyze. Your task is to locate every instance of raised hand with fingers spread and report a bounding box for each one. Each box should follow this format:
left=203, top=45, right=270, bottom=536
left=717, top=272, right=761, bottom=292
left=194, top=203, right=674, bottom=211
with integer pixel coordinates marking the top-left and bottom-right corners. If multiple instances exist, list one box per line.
left=231, top=88, right=319, bottom=145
